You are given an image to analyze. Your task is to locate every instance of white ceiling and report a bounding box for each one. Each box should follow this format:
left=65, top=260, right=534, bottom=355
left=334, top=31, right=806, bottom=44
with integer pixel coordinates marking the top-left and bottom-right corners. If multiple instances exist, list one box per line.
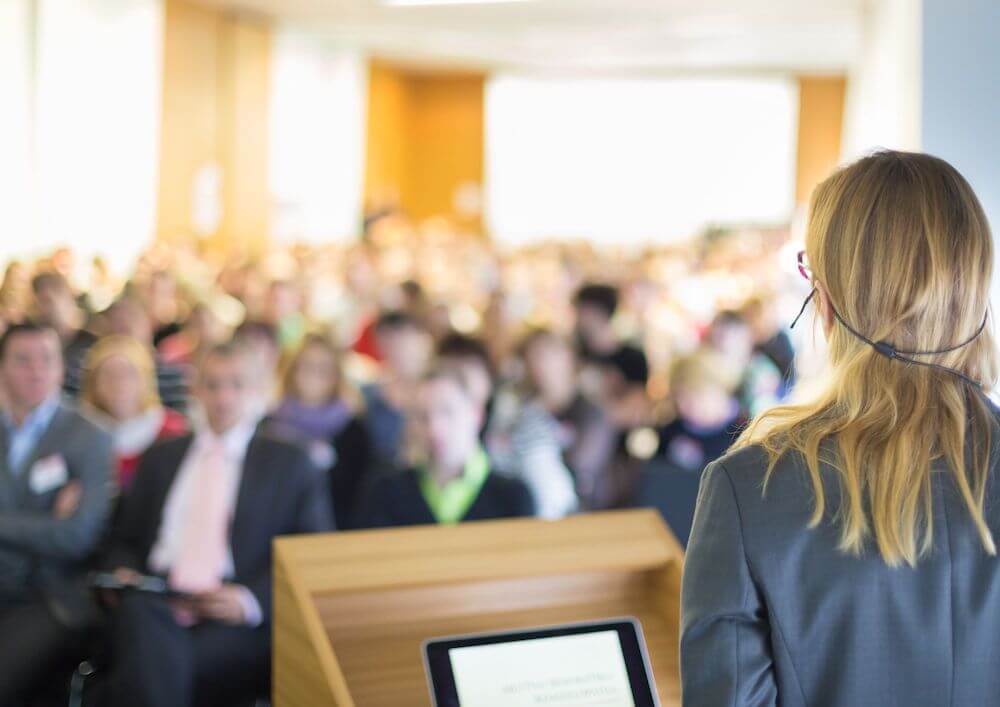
left=195, top=0, right=866, bottom=74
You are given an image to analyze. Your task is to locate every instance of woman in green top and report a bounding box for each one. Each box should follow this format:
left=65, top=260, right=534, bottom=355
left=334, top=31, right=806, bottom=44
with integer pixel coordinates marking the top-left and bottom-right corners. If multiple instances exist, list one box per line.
left=356, top=367, right=535, bottom=528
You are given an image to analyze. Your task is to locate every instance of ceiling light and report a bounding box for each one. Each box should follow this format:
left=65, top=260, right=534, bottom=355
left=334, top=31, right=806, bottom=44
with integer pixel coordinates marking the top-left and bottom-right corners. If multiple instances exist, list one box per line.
left=383, top=0, right=534, bottom=6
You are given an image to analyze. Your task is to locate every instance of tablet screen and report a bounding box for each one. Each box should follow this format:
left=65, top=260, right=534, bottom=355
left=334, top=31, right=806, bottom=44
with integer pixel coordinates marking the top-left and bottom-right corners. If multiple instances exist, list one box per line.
left=424, top=619, right=658, bottom=707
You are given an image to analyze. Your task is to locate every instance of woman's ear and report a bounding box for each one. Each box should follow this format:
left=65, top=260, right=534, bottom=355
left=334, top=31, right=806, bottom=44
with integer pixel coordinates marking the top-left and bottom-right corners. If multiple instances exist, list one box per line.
left=814, top=282, right=835, bottom=335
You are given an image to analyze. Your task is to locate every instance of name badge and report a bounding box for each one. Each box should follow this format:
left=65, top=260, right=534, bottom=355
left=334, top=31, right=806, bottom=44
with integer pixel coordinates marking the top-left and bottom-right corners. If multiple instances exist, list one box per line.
left=29, top=454, right=69, bottom=495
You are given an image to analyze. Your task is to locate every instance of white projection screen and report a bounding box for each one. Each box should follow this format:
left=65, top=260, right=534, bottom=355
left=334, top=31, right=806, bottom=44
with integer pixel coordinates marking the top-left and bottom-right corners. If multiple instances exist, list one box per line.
left=485, top=76, right=799, bottom=246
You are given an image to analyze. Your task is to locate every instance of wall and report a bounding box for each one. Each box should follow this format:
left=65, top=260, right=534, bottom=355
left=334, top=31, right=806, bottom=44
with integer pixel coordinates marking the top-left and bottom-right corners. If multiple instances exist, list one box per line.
left=840, top=0, right=921, bottom=159
left=407, top=73, right=484, bottom=226
left=364, top=62, right=485, bottom=229
left=364, top=62, right=410, bottom=213
left=795, top=76, right=846, bottom=204
left=156, top=0, right=271, bottom=253
left=922, top=0, right=999, bottom=300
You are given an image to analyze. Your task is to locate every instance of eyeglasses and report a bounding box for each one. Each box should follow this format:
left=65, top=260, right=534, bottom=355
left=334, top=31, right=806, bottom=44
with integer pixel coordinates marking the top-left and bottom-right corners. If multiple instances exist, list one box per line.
left=797, top=250, right=811, bottom=283
left=790, top=250, right=816, bottom=329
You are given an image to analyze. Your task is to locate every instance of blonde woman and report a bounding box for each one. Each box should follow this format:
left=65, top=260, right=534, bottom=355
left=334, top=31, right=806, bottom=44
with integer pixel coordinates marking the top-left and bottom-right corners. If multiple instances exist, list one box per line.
left=82, top=335, right=187, bottom=490
left=681, top=151, right=999, bottom=706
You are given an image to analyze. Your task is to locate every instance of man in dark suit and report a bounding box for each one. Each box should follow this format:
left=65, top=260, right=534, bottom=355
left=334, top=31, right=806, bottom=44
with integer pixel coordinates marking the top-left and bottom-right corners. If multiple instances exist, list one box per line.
left=105, top=340, right=333, bottom=707
left=357, top=367, right=534, bottom=528
left=0, top=322, right=114, bottom=706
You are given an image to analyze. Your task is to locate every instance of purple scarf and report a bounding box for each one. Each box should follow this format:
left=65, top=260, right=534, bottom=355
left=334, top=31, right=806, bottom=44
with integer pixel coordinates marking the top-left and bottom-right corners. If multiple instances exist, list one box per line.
left=270, top=398, right=353, bottom=442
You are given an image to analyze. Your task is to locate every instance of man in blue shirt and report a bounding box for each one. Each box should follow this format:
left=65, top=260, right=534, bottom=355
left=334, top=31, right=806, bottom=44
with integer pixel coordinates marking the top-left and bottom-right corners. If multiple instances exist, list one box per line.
left=0, top=322, right=113, bottom=707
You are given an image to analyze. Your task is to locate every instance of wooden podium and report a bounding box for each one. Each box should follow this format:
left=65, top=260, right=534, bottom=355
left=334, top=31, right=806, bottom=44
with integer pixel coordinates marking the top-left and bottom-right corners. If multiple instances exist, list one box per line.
left=274, top=509, right=683, bottom=706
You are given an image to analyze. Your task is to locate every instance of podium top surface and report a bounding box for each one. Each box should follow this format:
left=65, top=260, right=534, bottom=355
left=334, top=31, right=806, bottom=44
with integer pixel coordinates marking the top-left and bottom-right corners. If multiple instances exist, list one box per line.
left=275, top=509, right=682, bottom=594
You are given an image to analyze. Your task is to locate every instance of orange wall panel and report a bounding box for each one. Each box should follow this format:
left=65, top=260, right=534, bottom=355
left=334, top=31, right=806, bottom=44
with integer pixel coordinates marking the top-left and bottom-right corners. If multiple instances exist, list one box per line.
left=364, top=62, right=485, bottom=229
left=796, top=75, right=847, bottom=204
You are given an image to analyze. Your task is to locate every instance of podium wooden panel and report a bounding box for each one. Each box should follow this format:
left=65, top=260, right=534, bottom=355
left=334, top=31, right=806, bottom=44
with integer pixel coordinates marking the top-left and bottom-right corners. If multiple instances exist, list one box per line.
left=274, top=509, right=683, bottom=706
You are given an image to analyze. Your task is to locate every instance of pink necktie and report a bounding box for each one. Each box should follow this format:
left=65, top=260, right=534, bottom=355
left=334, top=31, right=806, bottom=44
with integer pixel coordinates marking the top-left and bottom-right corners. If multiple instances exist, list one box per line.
left=169, top=439, right=231, bottom=598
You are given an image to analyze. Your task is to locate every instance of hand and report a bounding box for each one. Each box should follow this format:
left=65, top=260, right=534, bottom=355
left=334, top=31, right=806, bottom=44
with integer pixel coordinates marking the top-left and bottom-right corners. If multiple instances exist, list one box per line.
left=53, top=481, right=82, bottom=519
left=191, top=584, right=249, bottom=625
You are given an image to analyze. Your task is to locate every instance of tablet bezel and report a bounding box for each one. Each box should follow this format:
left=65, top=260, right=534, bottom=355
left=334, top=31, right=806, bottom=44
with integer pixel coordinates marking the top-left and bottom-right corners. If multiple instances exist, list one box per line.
left=422, top=617, right=660, bottom=707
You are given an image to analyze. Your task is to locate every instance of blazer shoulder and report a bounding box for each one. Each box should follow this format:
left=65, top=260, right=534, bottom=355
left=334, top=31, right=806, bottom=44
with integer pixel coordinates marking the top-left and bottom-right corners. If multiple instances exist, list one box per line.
left=248, top=431, right=316, bottom=476
left=709, top=441, right=827, bottom=527
left=58, top=403, right=111, bottom=443
left=714, top=443, right=771, bottom=479
left=251, top=430, right=309, bottom=457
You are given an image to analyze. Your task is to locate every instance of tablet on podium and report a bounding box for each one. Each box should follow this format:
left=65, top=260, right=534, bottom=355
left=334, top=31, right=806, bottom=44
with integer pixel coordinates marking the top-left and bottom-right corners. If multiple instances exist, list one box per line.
left=273, top=509, right=683, bottom=707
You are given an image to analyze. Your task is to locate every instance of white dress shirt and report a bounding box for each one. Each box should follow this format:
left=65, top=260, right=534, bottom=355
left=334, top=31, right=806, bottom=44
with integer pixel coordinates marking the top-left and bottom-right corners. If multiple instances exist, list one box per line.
left=148, top=420, right=263, bottom=625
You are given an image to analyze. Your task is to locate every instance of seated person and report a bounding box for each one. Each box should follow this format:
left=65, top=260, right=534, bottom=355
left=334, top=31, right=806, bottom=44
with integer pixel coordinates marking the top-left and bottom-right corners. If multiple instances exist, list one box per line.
left=103, top=296, right=189, bottom=414
left=360, top=311, right=431, bottom=469
left=265, top=333, right=371, bottom=529
left=31, top=271, right=97, bottom=400
left=655, top=349, right=745, bottom=472
left=357, top=367, right=534, bottom=528
left=0, top=322, right=113, bottom=706
left=521, top=329, right=617, bottom=511
left=157, top=302, right=230, bottom=373
left=439, top=333, right=578, bottom=519
left=80, top=335, right=188, bottom=491
left=705, top=309, right=784, bottom=419
left=636, top=349, right=744, bottom=546
left=103, top=341, right=333, bottom=707
left=231, top=319, right=282, bottom=423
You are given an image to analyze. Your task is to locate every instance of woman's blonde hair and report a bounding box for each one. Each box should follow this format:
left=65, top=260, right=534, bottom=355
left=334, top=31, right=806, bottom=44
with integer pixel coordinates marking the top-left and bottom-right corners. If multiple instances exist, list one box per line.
left=735, top=150, right=999, bottom=567
left=81, top=335, right=162, bottom=414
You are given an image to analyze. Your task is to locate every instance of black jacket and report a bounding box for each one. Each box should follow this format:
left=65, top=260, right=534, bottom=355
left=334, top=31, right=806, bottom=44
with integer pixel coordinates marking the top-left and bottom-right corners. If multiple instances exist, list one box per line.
left=356, top=467, right=534, bottom=529
left=105, top=431, right=333, bottom=620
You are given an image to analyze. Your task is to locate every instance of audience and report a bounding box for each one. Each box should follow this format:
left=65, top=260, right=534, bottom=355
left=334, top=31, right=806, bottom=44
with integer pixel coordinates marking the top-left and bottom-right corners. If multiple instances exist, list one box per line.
left=266, top=333, right=371, bottom=528
left=742, top=295, right=796, bottom=386
left=357, top=367, right=534, bottom=528
left=0, top=322, right=113, bottom=707
left=104, top=341, right=333, bottom=707
left=573, top=283, right=650, bottom=400
left=31, top=271, right=97, bottom=399
left=705, top=309, right=783, bottom=418
left=231, top=320, right=282, bottom=423
left=439, top=332, right=578, bottom=519
left=361, top=311, right=432, bottom=469
left=103, top=296, right=189, bottom=413
left=158, top=301, right=229, bottom=371
left=636, top=349, right=746, bottom=546
left=521, top=329, right=617, bottom=511
left=0, top=226, right=801, bottom=699
left=80, top=335, right=188, bottom=491
left=261, top=279, right=307, bottom=352
left=142, top=270, right=184, bottom=347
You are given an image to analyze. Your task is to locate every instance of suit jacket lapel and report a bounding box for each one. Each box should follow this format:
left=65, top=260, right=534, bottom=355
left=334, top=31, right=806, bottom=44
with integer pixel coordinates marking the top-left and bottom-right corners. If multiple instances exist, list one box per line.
left=0, top=424, right=12, bottom=507
left=230, top=435, right=270, bottom=575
